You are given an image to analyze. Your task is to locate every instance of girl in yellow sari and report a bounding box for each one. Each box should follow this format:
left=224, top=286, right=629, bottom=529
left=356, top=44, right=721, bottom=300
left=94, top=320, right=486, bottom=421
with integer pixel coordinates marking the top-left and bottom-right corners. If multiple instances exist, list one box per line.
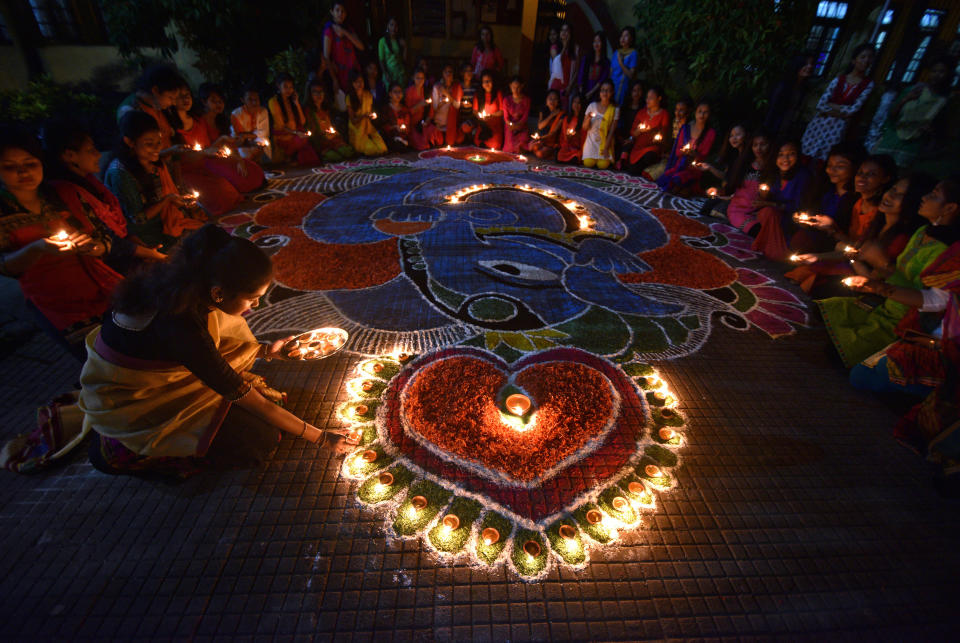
left=346, top=71, right=387, bottom=157
left=80, top=225, right=340, bottom=476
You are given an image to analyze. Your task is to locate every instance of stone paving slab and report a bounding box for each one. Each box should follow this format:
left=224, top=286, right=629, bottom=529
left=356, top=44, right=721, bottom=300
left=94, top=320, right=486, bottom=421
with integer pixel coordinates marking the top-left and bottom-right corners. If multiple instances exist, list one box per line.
left=2, top=179, right=960, bottom=640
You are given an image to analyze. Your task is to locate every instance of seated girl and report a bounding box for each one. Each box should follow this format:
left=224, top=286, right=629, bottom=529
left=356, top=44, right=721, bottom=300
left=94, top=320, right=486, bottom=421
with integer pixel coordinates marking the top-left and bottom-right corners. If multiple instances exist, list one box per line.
left=267, top=74, right=320, bottom=166
left=404, top=69, right=435, bottom=151
left=785, top=142, right=864, bottom=291
left=749, top=140, right=812, bottom=260
left=816, top=154, right=898, bottom=249
left=346, top=70, right=387, bottom=156
left=582, top=80, right=618, bottom=169
left=381, top=83, right=412, bottom=151
left=529, top=89, right=564, bottom=160
left=197, top=83, right=233, bottom=139
left=79, top=225, right=340, bottom=477
left=117, top=65, right=182, bottom=151
left=453, top=63, right=480, bottom=145
left=0, top=127, right=124, bottom=360
left=792, top=173, right=934, bottom=299
left=616, top=80, right=645, bottom=153
left=622, top=86, right=669, bottom=174
left=474, top=70, right=504, bottom=150
left=427, top=64, right=460, bottom=148
left=697, top=123, right=748, bottom=217
left=364, top=60, right=387, bottom=108
left=105, top=111, right=206, bottom=249
left=722, top=131, right=773, bottom=232
left=230, top=85, right=271, bottom=163
left=304, top=79, right=356, bottom=162
left=170, top=84, right=260, bottom=216
left=819, top=178, right=960, bottom=368
left=557, top=93, right=585, bottom=164
left=502, top=76, right=531, bottom=155
left=44, top=121, right=166, bottom=275
left=656, top=99, right=716, bottom=195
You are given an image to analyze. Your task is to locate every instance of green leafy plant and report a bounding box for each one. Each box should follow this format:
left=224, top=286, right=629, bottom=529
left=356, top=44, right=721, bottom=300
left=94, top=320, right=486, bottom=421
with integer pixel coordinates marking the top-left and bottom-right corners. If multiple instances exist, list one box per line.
left=633, top=0, right=815, bottom=116
left=267, top=47, right=310, bottom=93
left=0, top=76, right=98, bottom=123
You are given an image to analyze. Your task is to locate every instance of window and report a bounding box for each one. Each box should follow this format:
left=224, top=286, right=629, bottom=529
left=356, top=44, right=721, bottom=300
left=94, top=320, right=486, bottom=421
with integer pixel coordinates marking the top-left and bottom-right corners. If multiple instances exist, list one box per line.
left=873, top=9, right=894, bottom=52
left=29, top=0, right=79, bottom=41
left=805, top=1, right=849, bottom=76
left=898, top=9, right=945, bottom=84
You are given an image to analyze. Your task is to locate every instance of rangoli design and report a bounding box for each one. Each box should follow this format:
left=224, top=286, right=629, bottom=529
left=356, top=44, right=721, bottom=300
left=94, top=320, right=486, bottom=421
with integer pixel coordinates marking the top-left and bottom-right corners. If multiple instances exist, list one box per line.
left=222, top=149, right=810, bottom=579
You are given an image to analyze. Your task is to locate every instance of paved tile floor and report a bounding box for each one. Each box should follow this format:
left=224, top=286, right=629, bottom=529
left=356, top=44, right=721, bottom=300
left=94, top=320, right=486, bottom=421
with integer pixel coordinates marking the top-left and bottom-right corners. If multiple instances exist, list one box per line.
left=2, top=166, right=960, bottom=640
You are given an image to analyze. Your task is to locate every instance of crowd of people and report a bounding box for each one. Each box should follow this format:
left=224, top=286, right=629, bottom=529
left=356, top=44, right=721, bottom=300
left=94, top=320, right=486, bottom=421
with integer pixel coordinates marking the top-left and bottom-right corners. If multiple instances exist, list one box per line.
left=0, top=3, right=958, bottom=486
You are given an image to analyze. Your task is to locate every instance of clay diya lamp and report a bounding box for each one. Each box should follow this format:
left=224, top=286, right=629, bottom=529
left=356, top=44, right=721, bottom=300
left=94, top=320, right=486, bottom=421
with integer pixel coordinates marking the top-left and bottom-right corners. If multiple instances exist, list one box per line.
left=523, top=540, right=541, bottom=558
left=558, top=524, right=577, bottom=540
left=585, top=509, right=603, bottom=525
left=481, top=527, right=500, bottom=545
left=378, top=471, right=394, bottom=486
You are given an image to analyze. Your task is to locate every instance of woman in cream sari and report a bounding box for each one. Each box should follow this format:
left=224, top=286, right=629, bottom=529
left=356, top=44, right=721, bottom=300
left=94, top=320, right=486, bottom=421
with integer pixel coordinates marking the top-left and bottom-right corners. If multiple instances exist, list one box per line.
left=80, top=225, right=335, bottom=476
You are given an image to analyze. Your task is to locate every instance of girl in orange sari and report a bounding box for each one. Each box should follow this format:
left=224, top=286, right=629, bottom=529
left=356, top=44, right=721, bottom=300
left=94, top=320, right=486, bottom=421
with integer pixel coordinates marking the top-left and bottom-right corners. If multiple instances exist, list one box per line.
left=530, top=90, right=564, bottom=160
left=404, top=69, right=435, bottom=151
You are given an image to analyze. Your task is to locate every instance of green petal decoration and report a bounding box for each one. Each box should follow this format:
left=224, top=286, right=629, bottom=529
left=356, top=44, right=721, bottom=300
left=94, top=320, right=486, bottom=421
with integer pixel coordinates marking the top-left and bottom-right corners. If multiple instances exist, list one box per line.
left=546, top=519, right=587, bottom=566
left=645, top=443, right=679, bottom=468
left=598, top=486, right=638, bottom=525
left=511, top=528, right=548, bottom=577
left=358, top=465, right=414, bottom=504
left=393, top=480, right=451, bottom=536
left=428, top=497, right=482, bottom=553
left=476, top=511, right=513, bottom=565
left=573, top=503, right=614, bottom=544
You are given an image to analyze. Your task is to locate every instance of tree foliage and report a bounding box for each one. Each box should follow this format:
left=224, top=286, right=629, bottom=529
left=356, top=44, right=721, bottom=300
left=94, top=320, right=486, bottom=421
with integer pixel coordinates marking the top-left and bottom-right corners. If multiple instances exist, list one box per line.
left=633, top=0, right=815, bottom=117
left=99, top=0, right=330, bottom=95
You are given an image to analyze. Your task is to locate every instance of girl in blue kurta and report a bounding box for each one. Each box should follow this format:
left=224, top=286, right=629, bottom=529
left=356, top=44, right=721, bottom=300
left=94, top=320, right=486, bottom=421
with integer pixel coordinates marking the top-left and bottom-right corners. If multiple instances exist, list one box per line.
left=750, top=140, right=812, bottom=260
left=610, top=27, right=637, bottom=106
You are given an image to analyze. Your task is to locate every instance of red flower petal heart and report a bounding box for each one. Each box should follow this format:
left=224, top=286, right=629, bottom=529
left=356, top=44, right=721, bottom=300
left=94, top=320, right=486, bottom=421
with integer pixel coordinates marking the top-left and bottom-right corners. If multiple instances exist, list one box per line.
left=382, top=347, right=649, bottom=523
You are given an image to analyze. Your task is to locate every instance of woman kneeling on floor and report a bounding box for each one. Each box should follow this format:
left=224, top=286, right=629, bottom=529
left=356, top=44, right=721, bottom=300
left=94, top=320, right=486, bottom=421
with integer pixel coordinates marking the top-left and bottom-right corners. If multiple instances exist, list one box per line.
left=80, top=225, right=337, bottom=477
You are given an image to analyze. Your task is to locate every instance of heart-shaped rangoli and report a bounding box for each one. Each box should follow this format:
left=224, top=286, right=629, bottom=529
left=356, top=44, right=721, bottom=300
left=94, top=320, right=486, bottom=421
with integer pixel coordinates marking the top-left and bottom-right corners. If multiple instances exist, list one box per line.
left=401, top=356, right=617, bottom=485
left=339, top=346, right=687, bottom=580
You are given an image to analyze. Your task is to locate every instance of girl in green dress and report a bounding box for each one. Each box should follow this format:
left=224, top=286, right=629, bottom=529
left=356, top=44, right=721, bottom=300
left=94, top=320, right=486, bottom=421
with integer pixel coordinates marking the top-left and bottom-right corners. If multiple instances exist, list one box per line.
left=818, top=179, right=960, bottom=367
left=377, top=17, right=407, bottom=90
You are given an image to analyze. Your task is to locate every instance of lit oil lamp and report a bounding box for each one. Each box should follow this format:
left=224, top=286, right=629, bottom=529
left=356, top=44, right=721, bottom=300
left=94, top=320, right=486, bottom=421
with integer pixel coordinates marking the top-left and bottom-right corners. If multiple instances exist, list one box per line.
left=361, top=380, right=375, bottom=392
left=660, top=408, right=676, bottom=420
left=794, top=211, right=810, bottom=223
left=789, top=254, right=801, bottom=262
left=658, top=428, right=676, bottom=441
left=345, top=428, right=364, bottom=445
left=445, top=145, right=452, bottom=151
left=369, top=112, right=377, bottom=120
left=558, top=524, right=576, bottom=540
left=441, top=514, right=460, bottom=532
left=306, top=130, right=312, bottom=136
left=682, top=143, right=692, bottom=152
left=53, top=230, right=69, bottom=242
left=373, top=363, right=384, bottom=373
left=327, top=127, right=336, bottom=134
left=637, top=123, right=648, bottom=131
left=361, top=449, right=378, bottom=463
left=653, top=133, right=662, bottom=142
left=354, top=404, right=369, bottom=416
left=842, top=277, right=858, bottom=288
left=378, top=471, right=394, bottom=486
left=644, top=464, right=663, bottom=478
left=578, top=214, right=594, bottom=230
left=397, top=352, right=411, bottom=363
left=219, top=146, right=232, bottom=157
left=531, top=132, right=539, bottom=140
left=611, top=496, right=628, bottom=511
left=399, top=124, right=407, bottom=130
left=478, top=110, right=487, bottom=119
left=481, top=527, right=499, bottom=545
left=706, top=188, right=718, bottom=197
left=567, top=128, right=575, bottom=135
left=627, top=481, right=646, bottom=495
left=585, top=509, right=603, bottom=525
left=192, top=142, right=202, bottom=151
left=843, top=245, right=857, bottom=255
left=425, top=98, right=432, bottom=104
left=517, top=154, right=526, bottom=161
left=523, top=540, right=541, bottom=559
left=505, top=393, right=531, bottom=416
left=758, top=183, right=770, bottom=194
left=410, top=495, right=428, bottom=510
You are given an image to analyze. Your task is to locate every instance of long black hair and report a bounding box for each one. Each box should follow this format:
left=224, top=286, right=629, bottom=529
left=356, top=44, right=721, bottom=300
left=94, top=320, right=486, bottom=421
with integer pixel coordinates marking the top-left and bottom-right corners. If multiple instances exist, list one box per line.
left=588, top=30, right=609, bottom=64
left=42, top=119, right=100, bottom=193
left=476, top=24, right=496, bottom=53
left=113, top=224, right=273, bottom=316
left=114, top=110, right=164, bottom=198
left=862, top=172, right=936, bottom=247
left=728, top=127, right=773, bottom=193
left=273, top=73, right=305, bottom=129
left=198, top=82, right=231, bottom=136
left=927, top=176, right=960, bottom=245
left=134, top=64, right=185, bottom=95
